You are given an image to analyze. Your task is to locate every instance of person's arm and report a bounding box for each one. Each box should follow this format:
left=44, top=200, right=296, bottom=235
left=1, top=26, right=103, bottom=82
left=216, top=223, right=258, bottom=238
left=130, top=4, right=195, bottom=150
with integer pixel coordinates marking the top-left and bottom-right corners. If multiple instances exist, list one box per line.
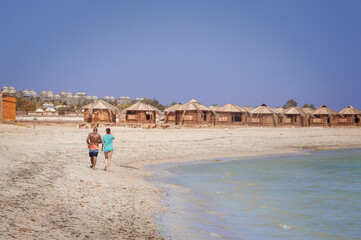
left=86, top=134, right=90, bottom=145
left=101, top=136, right=104, bottom=151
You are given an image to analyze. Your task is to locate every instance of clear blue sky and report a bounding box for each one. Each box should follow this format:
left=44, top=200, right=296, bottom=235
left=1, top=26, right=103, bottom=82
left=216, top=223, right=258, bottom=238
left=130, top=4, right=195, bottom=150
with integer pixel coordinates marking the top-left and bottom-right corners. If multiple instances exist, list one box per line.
left=1, top=0, right=360, bottom=110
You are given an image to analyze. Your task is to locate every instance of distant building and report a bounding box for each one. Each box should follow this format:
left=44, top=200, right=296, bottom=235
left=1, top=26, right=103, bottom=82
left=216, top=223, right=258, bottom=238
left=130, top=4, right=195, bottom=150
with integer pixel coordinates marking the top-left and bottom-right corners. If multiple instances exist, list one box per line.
left=117, top=96, right=132, bottom=105
left=2, top=85, right=141, bottom=108
left=0, top=92, right=16, bottom=120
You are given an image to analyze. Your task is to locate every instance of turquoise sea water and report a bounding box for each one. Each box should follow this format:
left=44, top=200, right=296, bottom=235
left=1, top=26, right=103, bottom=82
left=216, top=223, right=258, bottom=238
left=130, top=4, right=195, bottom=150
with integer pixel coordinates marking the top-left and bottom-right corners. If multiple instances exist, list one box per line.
left=149, top=149, right=361, bottom=240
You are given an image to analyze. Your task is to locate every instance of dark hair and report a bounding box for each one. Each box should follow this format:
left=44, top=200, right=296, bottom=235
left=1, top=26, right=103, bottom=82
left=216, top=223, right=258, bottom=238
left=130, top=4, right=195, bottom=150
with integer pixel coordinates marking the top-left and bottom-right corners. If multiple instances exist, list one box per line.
left=106, top=128, right=111, bottom=134
left=93, top=127, right=98, bottom=132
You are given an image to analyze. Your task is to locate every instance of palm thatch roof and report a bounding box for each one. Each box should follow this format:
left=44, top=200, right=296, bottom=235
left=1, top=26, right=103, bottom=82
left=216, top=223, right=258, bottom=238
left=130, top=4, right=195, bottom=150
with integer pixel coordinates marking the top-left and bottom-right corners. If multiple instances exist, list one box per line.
left=125, top=102, right=160, bottom=112
left=177, top=99, right=211, bottom=112
left=282, top=106, right=308, bottom=117
left=164, top=104, right=183, bottom=113
left=312, top=105, right=338, bottom=116
left=82, top=100, right=120, bottom=115
left=273, top=107, right=285, bottom=113
left=338, top=105, right=361, bottom=115
left=302, top=108, right=314, bottom=114
left=215, top=104, right=246, bottom=113
left=250, top=104, right=278, bottom=115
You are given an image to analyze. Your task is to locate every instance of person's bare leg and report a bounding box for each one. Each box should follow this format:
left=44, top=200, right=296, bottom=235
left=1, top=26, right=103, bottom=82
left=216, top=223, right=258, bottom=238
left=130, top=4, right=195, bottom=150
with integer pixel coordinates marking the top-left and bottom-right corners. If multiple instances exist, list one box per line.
left=104, top=152, right=109, bottom=171
left=107, top=151, right=113, bottom=170
left=92, top=157, right=97, bottom=170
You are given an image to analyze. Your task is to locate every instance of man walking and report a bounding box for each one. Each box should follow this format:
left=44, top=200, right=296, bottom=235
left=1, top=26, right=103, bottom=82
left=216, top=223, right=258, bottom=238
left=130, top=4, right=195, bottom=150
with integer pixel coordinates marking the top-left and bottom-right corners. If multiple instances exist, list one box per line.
left=86, top=127, right=102, bottom=170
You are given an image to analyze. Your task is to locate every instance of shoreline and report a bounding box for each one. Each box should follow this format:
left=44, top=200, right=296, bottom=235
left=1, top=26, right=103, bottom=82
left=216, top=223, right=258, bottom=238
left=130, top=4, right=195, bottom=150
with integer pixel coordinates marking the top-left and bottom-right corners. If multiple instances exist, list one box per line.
left=1, top=124, right=361, bottom=239
left=148, top=148, right=361, bottom=239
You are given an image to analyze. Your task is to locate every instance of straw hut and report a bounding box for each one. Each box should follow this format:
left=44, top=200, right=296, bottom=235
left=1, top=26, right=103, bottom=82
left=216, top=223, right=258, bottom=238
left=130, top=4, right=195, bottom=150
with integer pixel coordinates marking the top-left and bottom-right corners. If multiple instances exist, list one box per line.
left=164, top=104, right=183, bottom=124
left=338, top=105, right=361, bottom=126
left=124, top=102, right=159, bottom=124
left=82, top=100, right=119, bottom=123
left=175, top=99, right=214, bottom=126
left=0, top=92, right=16, bottom=120
left=310, top=105, right=340, bottom=127
left=273, top=107, right=285, bottom=114
left=214, top=104, right=248, bottom=125
left=281, top=106, right=310, bottom=127
left=248, top=104, right=280, bottom=127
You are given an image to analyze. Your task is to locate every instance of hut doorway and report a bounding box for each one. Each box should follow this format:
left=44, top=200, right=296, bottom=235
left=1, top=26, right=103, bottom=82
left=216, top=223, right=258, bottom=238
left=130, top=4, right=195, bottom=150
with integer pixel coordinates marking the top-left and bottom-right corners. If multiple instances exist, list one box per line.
left=203, top=111, right=207, bottom=121
left=232, top=113, right=242, bottom=122
left=146, top=113, right=151, bottom=120
left=355, top=115, right=360, bottom=124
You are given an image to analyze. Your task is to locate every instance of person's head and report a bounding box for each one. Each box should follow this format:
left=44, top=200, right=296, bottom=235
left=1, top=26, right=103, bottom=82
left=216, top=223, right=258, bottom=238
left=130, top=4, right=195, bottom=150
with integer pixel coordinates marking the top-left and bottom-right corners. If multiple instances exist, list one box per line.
left=106, top=128, right=111, bottom=134
left=93, top=127, right=98, bottom=133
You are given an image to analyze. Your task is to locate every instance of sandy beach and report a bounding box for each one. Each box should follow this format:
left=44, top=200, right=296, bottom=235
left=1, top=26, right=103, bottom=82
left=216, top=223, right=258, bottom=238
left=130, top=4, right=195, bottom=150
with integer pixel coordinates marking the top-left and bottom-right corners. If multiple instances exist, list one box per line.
left=1, top=124, right=361, bottom=239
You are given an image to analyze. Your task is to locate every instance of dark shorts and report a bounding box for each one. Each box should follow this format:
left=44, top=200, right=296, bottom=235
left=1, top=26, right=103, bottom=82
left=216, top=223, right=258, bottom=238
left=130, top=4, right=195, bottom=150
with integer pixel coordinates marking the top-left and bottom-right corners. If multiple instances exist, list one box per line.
left=89, top=149, right=99, bottom=157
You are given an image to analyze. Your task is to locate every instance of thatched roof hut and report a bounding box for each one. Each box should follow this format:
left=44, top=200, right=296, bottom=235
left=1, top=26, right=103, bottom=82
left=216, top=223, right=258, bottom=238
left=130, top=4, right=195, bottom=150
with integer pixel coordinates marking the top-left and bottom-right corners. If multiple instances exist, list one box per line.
left=124, top=102, right=160, bottom=124
left=281, top=106, right=310, bottom=127
left=82, top=100, right=119, bottom=123
left=175, top=99, right=214, bottom=125
left=310, top=105, right=340, bottom=127
left=338, top=105, right=361, bottom=126
left=249, top=104, right=280, bottom=127
left=214, top=104, right=247, bottom=125
left=164, top=104, right=183, bottom=124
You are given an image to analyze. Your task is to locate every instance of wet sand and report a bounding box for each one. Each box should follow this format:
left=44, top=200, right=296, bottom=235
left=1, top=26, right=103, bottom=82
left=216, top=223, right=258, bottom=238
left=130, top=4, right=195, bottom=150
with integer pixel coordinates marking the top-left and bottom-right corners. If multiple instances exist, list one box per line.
left=1, top=124, right=361, bottom=239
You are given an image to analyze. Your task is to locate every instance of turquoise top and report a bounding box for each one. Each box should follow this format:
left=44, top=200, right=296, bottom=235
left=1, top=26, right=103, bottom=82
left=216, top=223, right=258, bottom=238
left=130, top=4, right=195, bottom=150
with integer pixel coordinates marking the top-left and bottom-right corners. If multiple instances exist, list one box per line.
left=102, top=134, right=115, bottom=152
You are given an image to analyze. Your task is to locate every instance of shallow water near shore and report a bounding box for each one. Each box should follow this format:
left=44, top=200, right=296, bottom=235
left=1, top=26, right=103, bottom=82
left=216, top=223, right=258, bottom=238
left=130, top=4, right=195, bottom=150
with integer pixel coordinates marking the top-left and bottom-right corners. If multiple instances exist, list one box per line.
left=148, top=149, right=361, bottom=240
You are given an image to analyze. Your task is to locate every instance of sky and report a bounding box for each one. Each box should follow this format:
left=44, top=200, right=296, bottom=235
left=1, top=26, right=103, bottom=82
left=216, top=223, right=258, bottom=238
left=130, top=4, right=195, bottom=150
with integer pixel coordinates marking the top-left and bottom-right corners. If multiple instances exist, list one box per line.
left=1, top=0, right=360, bottom=110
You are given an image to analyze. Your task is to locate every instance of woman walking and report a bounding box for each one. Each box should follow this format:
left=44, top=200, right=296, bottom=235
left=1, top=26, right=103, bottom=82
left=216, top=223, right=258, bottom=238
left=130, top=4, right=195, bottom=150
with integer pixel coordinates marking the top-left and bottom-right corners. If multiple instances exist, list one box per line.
left=101, top=128, right=115, bottom=171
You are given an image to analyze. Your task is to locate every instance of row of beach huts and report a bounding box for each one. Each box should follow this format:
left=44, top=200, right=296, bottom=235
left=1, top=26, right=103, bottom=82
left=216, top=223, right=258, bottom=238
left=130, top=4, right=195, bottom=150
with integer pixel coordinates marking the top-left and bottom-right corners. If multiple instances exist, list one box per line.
left=82, top=99, right=361, bottom=127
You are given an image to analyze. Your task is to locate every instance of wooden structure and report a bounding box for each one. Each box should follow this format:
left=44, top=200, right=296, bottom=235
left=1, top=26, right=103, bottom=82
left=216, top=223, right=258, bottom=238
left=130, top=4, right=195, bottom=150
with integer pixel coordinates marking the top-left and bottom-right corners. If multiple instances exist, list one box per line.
left=0, top=92, right=16, bottom=120
left=125, top=102, right=159, bottom=124
left=338, top=105, right=361, bottom=126
left=281, top=106, right=310, bottom=127
left=175, top=99, right=214, bottom=126
left=82, top=100, right=119, bottom=123
left=164, top=104, right=183, bottom=124
left=214, top=104, right=248, bottom=125
left=248, top=104, right=280, bottom=127
left=310, top=105, right=340, bottom=127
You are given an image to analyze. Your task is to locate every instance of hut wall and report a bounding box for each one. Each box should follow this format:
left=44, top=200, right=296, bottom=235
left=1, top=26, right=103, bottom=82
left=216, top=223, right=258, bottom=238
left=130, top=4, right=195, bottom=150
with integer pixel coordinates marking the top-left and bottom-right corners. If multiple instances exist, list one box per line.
left=126, top=111, right=156, bottom=124
left=1, top=95, right=16, bottom=120
left=165, top=112, right=176, bottom=124
left=248, top=114, right=279, bottom=127
left=310, top=115, right=340, bottom=127
left=281, top=115, right=306, bottom=127
left=337, top=115, right=361, bottom=126
left=176, top=110, right=214, bottom=126
left=215, top=112, right=247, bottom=125
left=84, top=109, right=115, bottom=123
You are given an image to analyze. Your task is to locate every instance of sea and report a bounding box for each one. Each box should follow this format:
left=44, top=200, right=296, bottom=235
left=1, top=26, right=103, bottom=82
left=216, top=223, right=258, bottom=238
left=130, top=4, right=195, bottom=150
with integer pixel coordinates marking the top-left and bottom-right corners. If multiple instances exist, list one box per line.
left=147, top=149, right=361, bottom=240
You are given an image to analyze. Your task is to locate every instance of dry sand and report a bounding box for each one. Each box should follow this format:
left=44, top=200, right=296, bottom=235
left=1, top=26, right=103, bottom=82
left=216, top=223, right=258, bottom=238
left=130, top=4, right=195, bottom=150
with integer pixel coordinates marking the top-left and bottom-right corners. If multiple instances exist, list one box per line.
left=1, top=124, right=361, bottom=239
